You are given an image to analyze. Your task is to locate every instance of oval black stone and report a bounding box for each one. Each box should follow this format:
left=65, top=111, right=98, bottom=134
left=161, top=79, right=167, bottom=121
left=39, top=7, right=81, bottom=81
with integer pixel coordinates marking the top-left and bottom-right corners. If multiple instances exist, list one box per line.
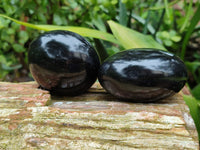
left=28, top=30, right=100, bottom=95
left=98, top=49, right=188, bottom=102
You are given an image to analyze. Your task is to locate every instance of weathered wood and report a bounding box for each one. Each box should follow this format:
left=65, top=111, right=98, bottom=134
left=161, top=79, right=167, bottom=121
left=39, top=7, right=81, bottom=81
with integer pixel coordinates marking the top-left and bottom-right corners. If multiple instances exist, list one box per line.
left=0, top=81, right=199, bottom=149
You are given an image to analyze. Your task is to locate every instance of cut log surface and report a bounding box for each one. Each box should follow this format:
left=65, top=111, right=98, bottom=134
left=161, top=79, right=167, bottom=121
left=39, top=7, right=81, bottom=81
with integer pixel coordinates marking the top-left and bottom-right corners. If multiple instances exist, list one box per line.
left=0, top=81, right=199, bottom=149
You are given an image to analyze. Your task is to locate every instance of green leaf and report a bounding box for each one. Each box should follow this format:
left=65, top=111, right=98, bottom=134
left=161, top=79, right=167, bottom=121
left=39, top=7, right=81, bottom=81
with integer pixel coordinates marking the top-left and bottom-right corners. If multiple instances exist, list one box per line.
left=106, top=46, right=121, bottom=56
left=13, top=44, right=25, bottom=53
left=91, top=16, right=106, bottom=32
left=0, top=14, right=119, bottom=44
left=171, top=35, right=181, bottom=42
left=164, top=0, right=170, bottom=19
left=164, top=39, right=173, bottom=46
left=0, top=54, right=22, bottom=71
left=149, top=0, right=179, bottom=10
left=181, top=3, right=200, bottom=60
left=19, top=31, right=29, bottom=44
left=185, top=61, right=200, bottom=83
left=131, top=13, right=155, bottom=34
left=111, top=0, right=117, bottom=5
left=0, top=55, right=7, bottom=64
left=0, top=16, right=11, bottom=28
left=93, top=39, right=109, bottom=63
left=2, top=42, right=10, bottom=50
left=143, top=0, right=157, bottom=35
left=192, top=84, right=200, bottom=100
left=7, top=28, right=15, bottom=34
left=0, top=18, right=6, bottom=29
left=2, top=63, right=22, bottom=71
left=119, top=0, right=128, bottom=26
left=107, top=20, right=166, bottom=50
left=1, top=30, right=15, bottom=43
left=3, top=4, right=16, bottom=15
left=161, top=31, right=170, bottom=39
left=183, top=95, right=200, bottom=140
left=180, top=0, right=193, bottom=33
left=185, top=61, right=200, bottom=73
left=121, top=0, right=127, bottom=3
left=169, top=30, right=176, bottom=36
left=53, top=13, right=63, bottom=25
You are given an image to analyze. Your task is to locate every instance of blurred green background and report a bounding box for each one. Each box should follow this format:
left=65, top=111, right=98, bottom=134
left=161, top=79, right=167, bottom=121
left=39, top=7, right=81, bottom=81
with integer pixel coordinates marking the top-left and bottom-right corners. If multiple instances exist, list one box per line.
left=0, top=0, right=200, bottom=141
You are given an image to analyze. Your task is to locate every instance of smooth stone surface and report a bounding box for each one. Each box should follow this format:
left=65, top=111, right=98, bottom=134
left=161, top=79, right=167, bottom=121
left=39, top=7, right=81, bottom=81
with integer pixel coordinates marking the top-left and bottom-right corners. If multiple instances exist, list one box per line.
left=98, top=49, right=188, bottom=102
left=28, top=30, right=100, bottom=95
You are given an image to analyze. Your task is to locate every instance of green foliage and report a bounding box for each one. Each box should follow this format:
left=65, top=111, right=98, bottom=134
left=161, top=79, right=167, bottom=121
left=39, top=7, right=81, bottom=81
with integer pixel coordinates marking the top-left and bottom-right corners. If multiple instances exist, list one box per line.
left=0, top=0, right=119, bottom=80
left=181, top=3, right=200, bottom=60
left=156, top=30, right=181, bottom=47
left=0, top=14, right=118, bottom=44
left=192, top=84, right=200, bottom=100
left=186, top=61, right=200, bottom=84
left=0, top=14, right=167, bottom=58
left=107, top=20, right=166, bottom=50
left=183, top=95, right=200, bottom=140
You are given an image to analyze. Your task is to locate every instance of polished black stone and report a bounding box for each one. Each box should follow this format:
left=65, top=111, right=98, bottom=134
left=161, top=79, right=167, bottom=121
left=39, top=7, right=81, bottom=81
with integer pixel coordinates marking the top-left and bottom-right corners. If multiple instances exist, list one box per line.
left=98, top=49, right=188, bottom=102
left=28, top=30, right=100, bottom=95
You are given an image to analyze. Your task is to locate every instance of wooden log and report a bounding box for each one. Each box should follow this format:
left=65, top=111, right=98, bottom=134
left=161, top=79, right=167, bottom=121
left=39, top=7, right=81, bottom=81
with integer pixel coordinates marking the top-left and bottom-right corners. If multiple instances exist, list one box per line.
left=0, top=82, right=199, bottom=149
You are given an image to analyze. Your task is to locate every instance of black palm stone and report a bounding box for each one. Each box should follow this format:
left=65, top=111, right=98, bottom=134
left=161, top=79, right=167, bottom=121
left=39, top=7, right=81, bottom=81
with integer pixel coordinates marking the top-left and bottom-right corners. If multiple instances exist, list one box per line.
left=28, top=30, right=100, bottom=95
left=98, top=49, right=188, bottom=102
